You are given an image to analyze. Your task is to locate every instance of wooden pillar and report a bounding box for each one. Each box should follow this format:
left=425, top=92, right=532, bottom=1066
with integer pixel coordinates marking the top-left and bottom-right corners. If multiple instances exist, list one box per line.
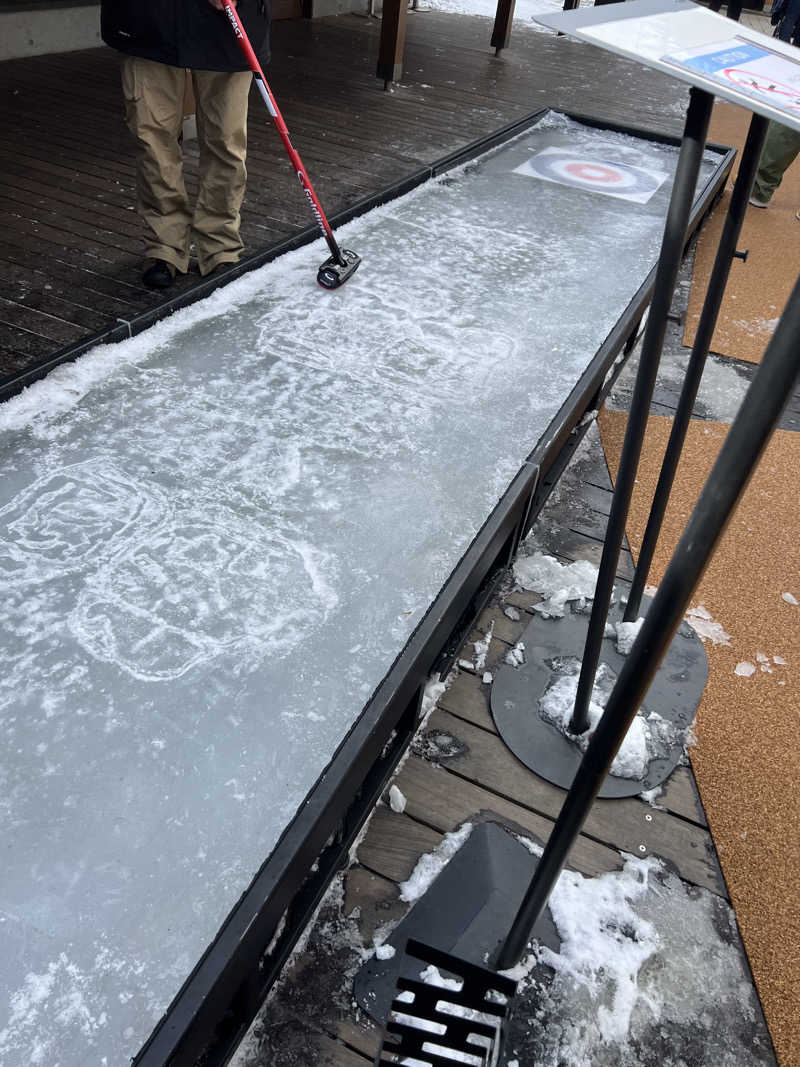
left=491, top=0, right=517, bottom=53
left=376, top=0, right=409, bottom=86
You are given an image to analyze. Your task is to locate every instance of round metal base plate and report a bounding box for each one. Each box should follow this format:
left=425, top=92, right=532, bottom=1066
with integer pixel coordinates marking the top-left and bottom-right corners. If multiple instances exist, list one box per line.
left=491, top=598, right=708, bottom=798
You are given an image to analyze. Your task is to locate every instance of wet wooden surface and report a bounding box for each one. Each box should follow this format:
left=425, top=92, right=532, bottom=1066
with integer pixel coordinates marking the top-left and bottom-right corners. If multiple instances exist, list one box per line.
left=0, top=8, right=690, bottom=384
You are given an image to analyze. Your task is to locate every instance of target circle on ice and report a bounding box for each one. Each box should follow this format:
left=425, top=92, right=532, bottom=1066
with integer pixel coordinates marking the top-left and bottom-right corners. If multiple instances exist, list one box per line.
left=525, top=150, right=663, bottom=197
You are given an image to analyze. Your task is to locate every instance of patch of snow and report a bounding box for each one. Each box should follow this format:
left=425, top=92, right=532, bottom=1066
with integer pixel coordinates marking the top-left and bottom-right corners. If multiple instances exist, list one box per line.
left=482, top=671, right=493, bottom=685
left=540, top=659, right=681, bottom=780
left=418, top=0, right=563, bottom=34
left=399, top=823, right=473, bottom=904
left=734, top=661, right=756, bottom=678
left=782, top=591, right=798, bottom=606
left=374, top=943, right=396, bottom=961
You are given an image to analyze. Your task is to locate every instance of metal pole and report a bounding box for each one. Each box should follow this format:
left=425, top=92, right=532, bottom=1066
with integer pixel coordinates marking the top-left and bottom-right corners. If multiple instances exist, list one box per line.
left=623, top=113, right=769, bottom=622
left=496, top=270, right=800, bottom=970
left=568, top=88, right=714, bottom=734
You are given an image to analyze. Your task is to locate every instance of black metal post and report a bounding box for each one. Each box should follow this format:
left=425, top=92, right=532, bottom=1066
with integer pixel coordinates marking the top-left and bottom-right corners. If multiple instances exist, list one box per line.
left=496, top=271, right=800, bottom=970
left=623, top=113, right=770, bottom=622
left=568, top=88, right=714, bottom=734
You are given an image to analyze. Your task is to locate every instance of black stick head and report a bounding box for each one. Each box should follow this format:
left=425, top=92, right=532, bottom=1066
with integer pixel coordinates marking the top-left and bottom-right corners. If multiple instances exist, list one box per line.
left=317, top=249, right=361, bottom=289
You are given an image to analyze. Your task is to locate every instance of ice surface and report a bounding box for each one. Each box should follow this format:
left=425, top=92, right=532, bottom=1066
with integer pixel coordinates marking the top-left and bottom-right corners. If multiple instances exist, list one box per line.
left=0, top=117, right=718, bottom=1063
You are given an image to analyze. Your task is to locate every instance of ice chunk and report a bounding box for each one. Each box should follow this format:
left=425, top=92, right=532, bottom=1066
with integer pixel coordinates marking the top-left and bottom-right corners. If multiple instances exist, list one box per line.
left=388, top=785, right=407, bottom=814
left=685, top=603, right=732, bottom=646
left=513, top=552, right=599, bottom=618
left=734, top=661, right=756, bottom=677
left=782, top=591, right=798, bottom=606
left=615, top=617, right=644, bottom=655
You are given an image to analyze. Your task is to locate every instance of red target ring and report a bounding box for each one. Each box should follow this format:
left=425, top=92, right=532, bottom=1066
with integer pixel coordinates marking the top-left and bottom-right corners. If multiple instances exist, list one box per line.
left=564, top=162, right=625, bottom=184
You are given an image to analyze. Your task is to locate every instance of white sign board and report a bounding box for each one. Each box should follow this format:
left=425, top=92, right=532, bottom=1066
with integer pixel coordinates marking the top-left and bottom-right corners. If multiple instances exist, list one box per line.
left=534, top=0, right=800, bottom=133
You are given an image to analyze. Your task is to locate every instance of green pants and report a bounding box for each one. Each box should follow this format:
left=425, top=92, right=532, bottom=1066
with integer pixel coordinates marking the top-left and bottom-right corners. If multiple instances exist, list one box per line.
left=751, top=120, right=800, bottom=204
left=122, top=57, right=251, bottom=276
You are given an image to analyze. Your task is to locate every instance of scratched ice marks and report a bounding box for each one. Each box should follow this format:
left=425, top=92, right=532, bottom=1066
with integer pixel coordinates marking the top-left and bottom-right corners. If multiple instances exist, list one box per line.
left=0, top=458, right=338, bottom=683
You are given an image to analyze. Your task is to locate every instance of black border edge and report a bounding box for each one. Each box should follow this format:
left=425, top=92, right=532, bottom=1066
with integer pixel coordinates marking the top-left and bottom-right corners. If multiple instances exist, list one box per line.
left=33, top=111, right=731, bottom=1067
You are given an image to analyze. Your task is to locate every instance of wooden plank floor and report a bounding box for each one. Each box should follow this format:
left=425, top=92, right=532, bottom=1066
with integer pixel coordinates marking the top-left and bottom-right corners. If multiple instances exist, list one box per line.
left=0, top=9, right=692, bottom=385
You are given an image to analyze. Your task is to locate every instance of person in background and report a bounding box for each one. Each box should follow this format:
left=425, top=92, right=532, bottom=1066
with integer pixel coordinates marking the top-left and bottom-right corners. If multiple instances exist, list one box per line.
left=748, top=0, right=800, bottom=216
left=101, top=0, right=271, bottom=289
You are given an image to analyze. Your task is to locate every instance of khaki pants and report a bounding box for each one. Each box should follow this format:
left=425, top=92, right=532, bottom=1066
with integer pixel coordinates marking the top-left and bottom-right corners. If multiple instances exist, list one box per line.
left=121, top=56, right=251, bottom=276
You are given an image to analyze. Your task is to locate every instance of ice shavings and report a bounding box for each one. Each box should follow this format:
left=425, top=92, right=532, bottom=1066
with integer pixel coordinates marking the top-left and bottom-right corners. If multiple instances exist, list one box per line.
left=513, top=552, right=599, bottom=618
left=473, top=621, right=494, bottom=671
left=539, top=658, right=679, bottom=780
left=734, top=661, right=756, bottom=678
left=685, top=603, right=732, bottom=646
left=399, top=823, right=473, bottom=904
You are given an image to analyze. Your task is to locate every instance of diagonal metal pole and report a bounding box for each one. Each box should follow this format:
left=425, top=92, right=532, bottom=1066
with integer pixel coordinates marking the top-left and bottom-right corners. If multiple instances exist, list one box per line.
left=496, top=268, right=800, bottom=970
left=623, top=112, right=770, bottom=622
left=569, top=87, right=714, bottom=734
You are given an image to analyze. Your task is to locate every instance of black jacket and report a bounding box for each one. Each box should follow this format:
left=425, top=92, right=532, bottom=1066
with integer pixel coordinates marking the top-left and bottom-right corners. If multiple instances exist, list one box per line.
left=101, top=0, right=270, bottom=71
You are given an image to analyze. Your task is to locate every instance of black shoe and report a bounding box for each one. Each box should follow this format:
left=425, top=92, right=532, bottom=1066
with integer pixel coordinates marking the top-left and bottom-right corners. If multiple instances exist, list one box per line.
left=142, top=259, right=176, bottom=289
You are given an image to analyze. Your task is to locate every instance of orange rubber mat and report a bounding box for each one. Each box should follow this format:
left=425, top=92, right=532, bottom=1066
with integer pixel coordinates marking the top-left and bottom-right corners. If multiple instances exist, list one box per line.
left=684, top=101, right=800, bottom=364
left=599, top=408, right=800, bottom=1066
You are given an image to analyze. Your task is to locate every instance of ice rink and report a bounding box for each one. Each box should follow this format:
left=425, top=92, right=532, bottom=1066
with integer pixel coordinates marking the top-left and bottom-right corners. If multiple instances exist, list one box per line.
left=0, top=114, right=718, bottom=1063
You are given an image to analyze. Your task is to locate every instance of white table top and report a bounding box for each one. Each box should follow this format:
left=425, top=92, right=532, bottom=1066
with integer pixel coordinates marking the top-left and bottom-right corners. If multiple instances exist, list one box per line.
left=535, top=0, right=800, bottom=133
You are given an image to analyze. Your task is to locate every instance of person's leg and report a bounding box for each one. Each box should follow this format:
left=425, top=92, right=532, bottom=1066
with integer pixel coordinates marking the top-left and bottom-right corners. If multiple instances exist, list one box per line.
left=751, top=120, right=800, bottom=204
left=191, top=70, right=252, bottom=276
left=121, top=56, right=192, bottom=276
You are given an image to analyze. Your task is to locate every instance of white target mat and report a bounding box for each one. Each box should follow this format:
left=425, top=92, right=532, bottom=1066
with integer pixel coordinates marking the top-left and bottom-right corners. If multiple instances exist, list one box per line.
left=514, top=145, right=668, bottom=202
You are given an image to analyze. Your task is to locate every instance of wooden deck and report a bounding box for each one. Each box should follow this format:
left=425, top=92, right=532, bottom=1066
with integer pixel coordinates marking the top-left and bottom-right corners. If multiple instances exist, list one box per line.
left=0, top=8, right=693, bottom=388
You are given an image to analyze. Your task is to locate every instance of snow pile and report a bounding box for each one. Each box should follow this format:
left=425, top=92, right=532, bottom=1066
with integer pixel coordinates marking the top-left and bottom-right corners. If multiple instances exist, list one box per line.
left=418, top=0, right=563, bottom=33
left=399, top=823, right=473, bottom=903
left=513, top=552, right=600, bottom=618
left=503, top=855, right=774, bottom=1066
left=539, top=658, right=677, bottom=780
left=685, top=603, right=733, bottom=646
